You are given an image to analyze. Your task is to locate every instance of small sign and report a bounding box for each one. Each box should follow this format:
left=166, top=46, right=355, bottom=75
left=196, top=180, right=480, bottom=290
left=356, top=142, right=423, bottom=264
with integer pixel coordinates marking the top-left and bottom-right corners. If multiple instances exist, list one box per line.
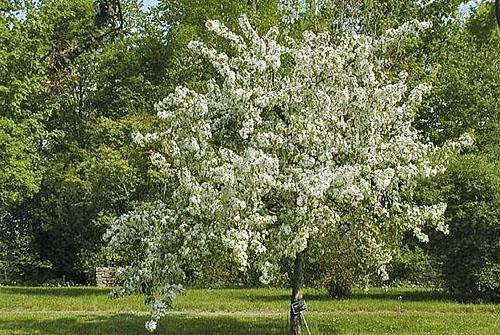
left=291, top=299, right=307, bottom=316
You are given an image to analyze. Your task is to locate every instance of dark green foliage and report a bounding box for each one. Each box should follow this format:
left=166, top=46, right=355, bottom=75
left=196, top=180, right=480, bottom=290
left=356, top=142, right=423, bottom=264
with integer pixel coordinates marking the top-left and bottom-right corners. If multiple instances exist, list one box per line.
left=304, top=236, right=365, bottom=298
left=326, top=274, right=352, bottom=299
left=388, top=245, right=441, bottom=287
left=430, top=155, right=499, bottom=302
left=0, top=0, right=58, bottom=282
left=0, top=1, right=52, bottom=213
left=0, top=210, right=50, bottom=284
left=401, top=1, right=500, bottom=300
left=1, top=0, right=166, bottom=283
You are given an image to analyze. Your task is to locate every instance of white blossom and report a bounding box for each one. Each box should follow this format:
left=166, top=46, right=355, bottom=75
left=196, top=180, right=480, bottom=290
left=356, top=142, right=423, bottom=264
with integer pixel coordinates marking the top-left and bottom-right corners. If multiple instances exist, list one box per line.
left=145, top=320, right=157, bottom=332
left=106, top=16, right=462, bottom=332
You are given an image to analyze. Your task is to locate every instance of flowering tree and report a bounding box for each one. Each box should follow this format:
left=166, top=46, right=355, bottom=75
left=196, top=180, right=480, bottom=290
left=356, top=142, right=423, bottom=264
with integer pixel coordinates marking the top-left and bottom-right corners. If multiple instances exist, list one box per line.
left=106, top=15, right=466, bottom=334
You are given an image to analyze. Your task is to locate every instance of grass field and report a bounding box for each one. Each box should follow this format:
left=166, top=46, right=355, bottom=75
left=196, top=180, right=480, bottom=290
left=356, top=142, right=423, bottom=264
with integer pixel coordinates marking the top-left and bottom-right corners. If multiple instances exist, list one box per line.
left=0, top=286, right=498, bottom=334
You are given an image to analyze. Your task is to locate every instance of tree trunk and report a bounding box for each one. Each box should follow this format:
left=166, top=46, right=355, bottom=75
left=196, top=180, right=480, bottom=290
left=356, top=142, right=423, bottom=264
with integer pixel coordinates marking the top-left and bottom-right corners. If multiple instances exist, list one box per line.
left=496, top=0, right=500, bottom=28
left=290, top=250, right=305, bottom=335
left=248, top=0, right=257, bottom=11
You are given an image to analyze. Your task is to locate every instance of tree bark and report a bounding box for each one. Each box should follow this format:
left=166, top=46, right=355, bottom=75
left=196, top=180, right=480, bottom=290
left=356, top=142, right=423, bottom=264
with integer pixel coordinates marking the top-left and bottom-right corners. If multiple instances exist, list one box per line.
left=290, top=250, right=306, bottom=335
left=248, top=0, right=257, bottom=11
left=496, top=0, right=500, bottom=28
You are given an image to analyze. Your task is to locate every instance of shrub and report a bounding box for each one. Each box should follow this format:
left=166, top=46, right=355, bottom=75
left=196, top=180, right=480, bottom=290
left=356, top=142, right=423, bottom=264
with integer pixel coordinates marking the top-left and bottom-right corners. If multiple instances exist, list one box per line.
left=430, top=155, right=499, bottom=302
left=0, top=206, right=51, bottom=285
left=388, top=245, right=441, bottom=287
left=305, top=235, right=365, bottom=298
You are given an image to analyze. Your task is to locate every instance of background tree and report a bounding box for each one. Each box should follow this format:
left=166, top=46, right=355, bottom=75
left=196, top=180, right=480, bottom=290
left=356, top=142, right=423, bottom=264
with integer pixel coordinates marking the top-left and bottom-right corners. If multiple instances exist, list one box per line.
left=1, top=0, right=171, bottom=283
left=427, top=155, right=499, bottom=302
left=0, top=0, right=55, bottom=214
left=26, top=0, right=170, bottom=283
left=0, top=0, right=61, bottom=282
left=411, top=1, right=499, bottom=300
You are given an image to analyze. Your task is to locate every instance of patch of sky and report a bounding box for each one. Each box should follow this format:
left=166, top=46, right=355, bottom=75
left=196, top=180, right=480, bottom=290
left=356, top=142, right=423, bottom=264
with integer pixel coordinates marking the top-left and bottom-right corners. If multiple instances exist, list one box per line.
left=142, top=0, right=159, bottom=11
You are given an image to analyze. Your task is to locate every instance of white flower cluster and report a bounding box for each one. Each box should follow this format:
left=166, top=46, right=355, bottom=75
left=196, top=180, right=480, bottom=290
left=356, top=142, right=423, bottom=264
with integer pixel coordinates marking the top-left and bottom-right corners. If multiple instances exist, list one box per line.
left=278, top=0, right=334, bottom=24
left=278, top=0, right=309, bottom=24
left=377, top=20, right=433, bottom=51
left=107, top=15, right=459, bottom=332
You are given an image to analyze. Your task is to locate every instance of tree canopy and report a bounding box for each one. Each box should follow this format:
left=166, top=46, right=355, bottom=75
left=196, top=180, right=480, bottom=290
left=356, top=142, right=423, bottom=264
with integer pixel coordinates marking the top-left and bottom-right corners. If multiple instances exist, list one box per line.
left=105, top=13, right=474, bottom=332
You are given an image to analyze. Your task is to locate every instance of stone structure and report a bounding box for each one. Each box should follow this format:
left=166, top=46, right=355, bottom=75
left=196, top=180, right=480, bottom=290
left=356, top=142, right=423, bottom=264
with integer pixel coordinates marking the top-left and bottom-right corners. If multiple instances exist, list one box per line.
left=95, top=266, right=117, bottom=287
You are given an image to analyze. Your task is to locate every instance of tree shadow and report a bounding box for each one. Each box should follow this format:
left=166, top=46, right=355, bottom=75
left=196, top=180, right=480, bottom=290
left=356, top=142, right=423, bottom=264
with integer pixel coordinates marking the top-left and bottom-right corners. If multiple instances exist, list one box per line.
left=0, top=286, right=109, bottom=297
left=0, top=313, right=321, bottom=335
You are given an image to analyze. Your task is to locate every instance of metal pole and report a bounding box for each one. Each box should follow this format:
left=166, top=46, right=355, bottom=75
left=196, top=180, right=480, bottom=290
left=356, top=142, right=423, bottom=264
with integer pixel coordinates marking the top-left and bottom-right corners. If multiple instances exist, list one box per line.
left=300, top=313, right=312, bottom=335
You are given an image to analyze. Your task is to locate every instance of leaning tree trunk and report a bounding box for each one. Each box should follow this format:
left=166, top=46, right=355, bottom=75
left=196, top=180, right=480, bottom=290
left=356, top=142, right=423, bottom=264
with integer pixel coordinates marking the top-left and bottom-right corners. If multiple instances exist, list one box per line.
left=248, top=0, right=257, bottom=11
left=290, top=250, right=306, bottom=335
left=496, top=0, right=500, bottom=28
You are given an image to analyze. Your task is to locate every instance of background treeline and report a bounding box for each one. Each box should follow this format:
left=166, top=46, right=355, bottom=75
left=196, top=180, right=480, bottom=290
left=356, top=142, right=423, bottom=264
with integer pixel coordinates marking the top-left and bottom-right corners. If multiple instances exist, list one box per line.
left=0, top=0, right=498, bottom=303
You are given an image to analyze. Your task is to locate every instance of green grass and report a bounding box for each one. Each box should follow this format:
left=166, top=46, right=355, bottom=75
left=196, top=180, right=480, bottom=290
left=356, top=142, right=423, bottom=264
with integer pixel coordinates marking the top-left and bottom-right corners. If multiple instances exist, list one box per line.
left=0, top=286, right=498, bottom=334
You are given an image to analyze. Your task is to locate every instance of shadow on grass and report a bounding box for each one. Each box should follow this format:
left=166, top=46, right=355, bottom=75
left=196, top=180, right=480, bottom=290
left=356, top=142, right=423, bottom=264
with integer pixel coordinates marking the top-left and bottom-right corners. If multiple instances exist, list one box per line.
left=0, top=286, right=108, bottom=297
left=248, top=289, right=452, bottom=303
left=0, top=313, right=309, bottom=335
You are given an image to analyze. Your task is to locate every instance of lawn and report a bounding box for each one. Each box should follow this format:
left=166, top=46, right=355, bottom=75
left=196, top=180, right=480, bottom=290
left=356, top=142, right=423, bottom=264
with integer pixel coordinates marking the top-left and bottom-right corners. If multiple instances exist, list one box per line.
left=0, top=286, right=498, bottom=334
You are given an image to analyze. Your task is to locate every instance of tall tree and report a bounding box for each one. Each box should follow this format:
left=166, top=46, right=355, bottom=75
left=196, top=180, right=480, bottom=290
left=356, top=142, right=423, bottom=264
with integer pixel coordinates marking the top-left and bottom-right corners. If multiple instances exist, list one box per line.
left=0, top=0, right=54, bottom=213
left=419, top=1, right=500, bottom=301
left=26, top=0, right=169, bottom=282
left=0, top=0, right=60, bottom=281
left=1, top=0, right=170, bottom=282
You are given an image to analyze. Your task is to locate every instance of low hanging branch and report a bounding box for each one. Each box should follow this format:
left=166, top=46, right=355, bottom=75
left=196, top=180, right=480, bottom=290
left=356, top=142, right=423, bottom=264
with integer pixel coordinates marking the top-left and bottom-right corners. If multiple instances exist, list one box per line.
left=45, top=0, right=124, bottom=93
